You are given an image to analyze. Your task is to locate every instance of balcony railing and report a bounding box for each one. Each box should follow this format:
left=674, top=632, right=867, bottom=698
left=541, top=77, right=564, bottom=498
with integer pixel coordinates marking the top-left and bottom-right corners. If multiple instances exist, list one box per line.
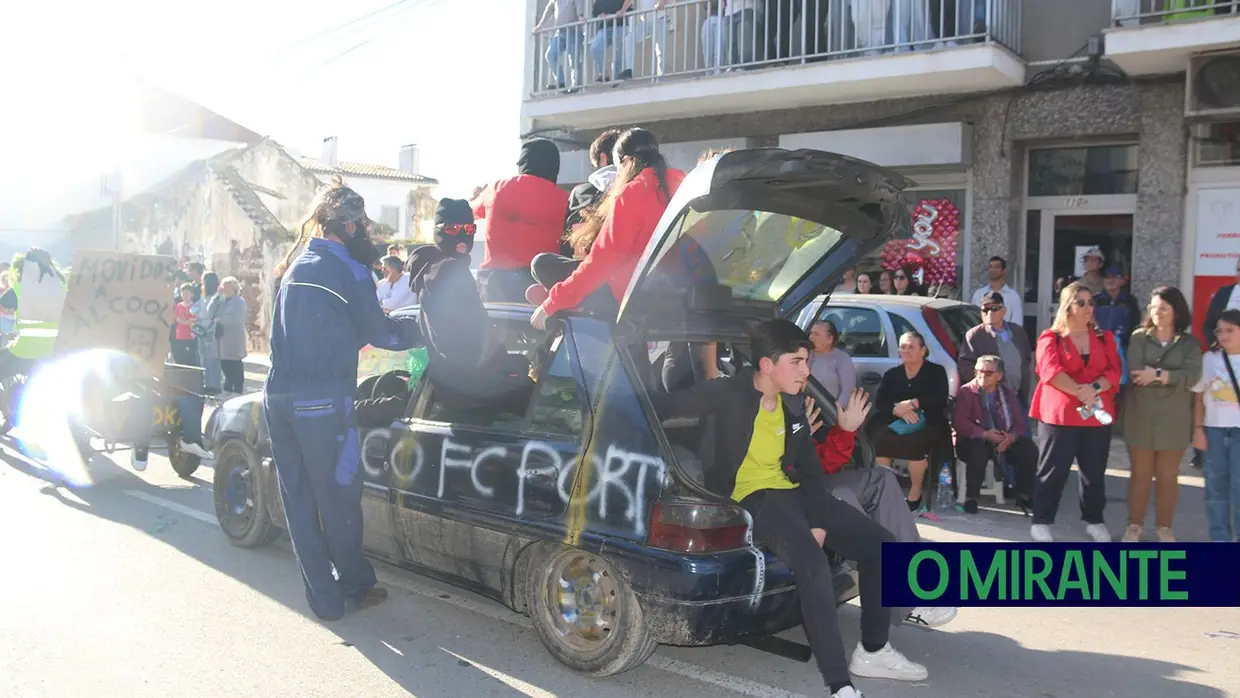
left=1112, top=0, right=1239, bottom=26
left=529, top=0, right=1023, bottom=97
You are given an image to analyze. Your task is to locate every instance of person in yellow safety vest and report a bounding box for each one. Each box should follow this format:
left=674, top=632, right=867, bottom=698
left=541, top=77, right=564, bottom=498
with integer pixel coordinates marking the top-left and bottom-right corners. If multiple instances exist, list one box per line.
left=0, top=248, right=67, bottom=375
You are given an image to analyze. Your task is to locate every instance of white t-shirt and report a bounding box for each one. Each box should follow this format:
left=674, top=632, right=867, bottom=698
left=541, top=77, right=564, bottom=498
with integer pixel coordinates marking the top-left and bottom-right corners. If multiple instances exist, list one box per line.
left=970, top=284, right=1024, bottom=326
left=376, top=274, right=418, bottom=313
left=1192, top=350, right=1240, bottom=429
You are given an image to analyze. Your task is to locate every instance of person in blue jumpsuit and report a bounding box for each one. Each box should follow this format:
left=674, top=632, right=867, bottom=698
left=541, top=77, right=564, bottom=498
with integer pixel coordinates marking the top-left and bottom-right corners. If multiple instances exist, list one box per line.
left=265, top=179, right=422, bottom=621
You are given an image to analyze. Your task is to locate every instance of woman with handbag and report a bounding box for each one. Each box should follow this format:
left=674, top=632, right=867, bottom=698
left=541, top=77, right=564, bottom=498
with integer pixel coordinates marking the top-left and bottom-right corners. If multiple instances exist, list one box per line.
left=1192, top=309, right=1240, bottom=542
left=871, top=330, right=950, bottom=512
left=1121, top=286, right=1203, bottom=542
left=1028, top=282, right=1122, bottom=543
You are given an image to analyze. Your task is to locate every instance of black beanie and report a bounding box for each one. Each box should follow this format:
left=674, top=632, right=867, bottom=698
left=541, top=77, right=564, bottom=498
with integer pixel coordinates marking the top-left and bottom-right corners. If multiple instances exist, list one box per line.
left=433, top=198, right=475, bottom=257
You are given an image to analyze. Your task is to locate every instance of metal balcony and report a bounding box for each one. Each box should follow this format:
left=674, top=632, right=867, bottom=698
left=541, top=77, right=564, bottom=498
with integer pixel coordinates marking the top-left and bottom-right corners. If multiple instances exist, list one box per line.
left=524, top=0, right=1025, bottom=129
left=1107, top=0, right=1240, bottom=75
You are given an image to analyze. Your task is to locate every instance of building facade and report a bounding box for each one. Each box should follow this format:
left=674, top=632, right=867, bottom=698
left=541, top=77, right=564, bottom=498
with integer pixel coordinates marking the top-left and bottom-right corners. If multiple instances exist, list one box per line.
left=520, top=0, right=1240, bottom=333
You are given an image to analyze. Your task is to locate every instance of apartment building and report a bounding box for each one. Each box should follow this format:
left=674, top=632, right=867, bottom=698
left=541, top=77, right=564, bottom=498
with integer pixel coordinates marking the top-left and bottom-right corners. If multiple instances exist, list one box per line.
left=520, top=0, right=1240, bottom=332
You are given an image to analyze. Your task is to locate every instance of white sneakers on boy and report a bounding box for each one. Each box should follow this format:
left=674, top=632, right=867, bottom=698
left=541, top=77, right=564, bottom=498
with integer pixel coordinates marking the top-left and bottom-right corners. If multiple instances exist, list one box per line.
left=849, top=642, right=928, bottom=681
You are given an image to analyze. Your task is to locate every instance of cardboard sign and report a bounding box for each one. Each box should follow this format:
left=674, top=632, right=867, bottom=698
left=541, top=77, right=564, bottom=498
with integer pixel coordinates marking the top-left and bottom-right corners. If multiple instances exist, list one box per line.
left=358, top=345, right=414, bottom=381
left=57, top=250, right=178, bottom=378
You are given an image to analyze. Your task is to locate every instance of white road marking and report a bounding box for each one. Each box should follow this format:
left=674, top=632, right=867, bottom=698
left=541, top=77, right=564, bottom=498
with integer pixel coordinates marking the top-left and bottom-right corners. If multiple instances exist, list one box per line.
left=121, top=490, right=810, bottom=698
left=441, top=648, right=560, bottom=698
left=123, top=490, right=218, bottom=525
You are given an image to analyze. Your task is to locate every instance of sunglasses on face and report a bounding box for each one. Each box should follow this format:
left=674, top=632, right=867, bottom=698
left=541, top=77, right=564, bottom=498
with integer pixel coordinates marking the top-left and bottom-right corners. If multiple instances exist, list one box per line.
left=894, top=275, right=908, bottom=280
left=982, top=305, right=1004, bottom=313
left=1073, top=298, right=1095, bottom=308
left=440, top=223, right=477, bottom=235
left=976, top=369, right=997, bottom=376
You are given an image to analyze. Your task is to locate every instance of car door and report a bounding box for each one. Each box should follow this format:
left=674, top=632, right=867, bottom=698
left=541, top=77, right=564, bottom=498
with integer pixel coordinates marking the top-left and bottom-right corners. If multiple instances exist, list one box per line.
left=813, top=303, right=894, bottom=400
left=388, top=319, right=586, bottom=595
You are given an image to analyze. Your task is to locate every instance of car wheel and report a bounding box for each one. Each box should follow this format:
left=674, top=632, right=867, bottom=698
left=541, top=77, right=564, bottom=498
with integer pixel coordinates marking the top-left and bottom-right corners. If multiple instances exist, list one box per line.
left=527, top=545, right=658, bottom=676
left=167, top=430, right=202, bottom=478
left=213, top=439, right=279, bottom=547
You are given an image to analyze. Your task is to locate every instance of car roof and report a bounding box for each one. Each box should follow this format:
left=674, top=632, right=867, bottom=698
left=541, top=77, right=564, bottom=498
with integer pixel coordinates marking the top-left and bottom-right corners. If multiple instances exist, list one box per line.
left=811, top=294, right=975, bottom=310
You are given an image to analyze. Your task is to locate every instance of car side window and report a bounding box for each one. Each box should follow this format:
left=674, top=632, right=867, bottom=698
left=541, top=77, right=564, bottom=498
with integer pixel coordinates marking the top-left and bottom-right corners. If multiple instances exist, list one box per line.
left=417, top=317, right=537, bottom=432
left=526, top=335, right=583, bottom=438
left=889, top=313, right=917, bottom=345
left=818, top=306, right=886, bottom=358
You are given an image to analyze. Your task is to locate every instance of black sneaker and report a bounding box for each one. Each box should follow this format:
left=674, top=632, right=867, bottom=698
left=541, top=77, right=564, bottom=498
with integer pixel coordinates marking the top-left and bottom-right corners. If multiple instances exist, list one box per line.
left=963, top=499, right=979, bottom=514
left=906, top=498, right=923, bottom=513
left=617, top=69, right=633, bottom=80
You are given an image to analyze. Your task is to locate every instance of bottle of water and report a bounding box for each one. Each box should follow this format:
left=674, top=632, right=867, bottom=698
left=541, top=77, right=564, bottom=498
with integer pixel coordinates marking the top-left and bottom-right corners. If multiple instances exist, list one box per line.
left=936, top=462, right=955, bottom=512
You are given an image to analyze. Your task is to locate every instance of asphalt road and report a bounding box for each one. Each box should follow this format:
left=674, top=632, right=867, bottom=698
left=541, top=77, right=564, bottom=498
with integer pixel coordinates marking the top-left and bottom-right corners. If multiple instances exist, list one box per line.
left=1, top=387, right=1237, bottom=697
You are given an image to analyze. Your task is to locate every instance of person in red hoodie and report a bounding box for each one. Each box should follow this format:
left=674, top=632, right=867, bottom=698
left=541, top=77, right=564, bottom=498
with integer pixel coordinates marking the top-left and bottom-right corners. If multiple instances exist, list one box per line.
left=472, top=138, right=569, bottom=303
left=1027, top=280, right=1122, bottom=544
left=529, top=128, right=685, bottom=330
left=805, top=388, right=957, bottom=629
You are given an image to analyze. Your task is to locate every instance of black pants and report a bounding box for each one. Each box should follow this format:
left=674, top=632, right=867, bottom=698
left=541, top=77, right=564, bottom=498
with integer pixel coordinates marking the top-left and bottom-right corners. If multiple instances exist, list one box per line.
left=220, top=360, right=245, bottom=393
left=957, top=436, right=1037, bottom=500
left=1032, top=422, right=1112, bottom=525
left=530, top=253, right=618, bottom=315
left=744, top=487, right=893, bottom=688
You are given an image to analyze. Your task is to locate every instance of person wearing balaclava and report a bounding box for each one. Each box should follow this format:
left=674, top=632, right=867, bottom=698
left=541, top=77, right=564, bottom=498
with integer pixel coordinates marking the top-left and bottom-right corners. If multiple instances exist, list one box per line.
left=265, top=178, right=423, bottom=623
left=471, top=138, right=569, bottom=303
left=406, top=199, right=534, bottom=412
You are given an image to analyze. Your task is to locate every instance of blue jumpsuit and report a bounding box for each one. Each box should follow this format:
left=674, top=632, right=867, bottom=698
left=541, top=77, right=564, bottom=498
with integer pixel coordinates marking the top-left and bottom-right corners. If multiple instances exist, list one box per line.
left=264, top=237, right=421, bottom=621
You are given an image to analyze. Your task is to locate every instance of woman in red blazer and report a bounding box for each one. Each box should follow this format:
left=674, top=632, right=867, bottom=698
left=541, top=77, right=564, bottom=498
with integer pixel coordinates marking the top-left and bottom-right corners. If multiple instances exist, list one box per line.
left=1028, top=281, right=1122, bottom=544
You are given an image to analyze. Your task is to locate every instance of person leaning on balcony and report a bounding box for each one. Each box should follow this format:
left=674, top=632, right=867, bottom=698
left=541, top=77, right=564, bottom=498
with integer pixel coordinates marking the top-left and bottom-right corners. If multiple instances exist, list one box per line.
left=1027, top=281, right=1121, bottom=544
left=529, top=128, right=686, bottom=330
left=726, top=0, right=765, bottom=66
left=1121, top=286, right=1202, bottom=543
left=535, top=0, right=587, bottom=90
left=470, top=138, right=569, bottom=304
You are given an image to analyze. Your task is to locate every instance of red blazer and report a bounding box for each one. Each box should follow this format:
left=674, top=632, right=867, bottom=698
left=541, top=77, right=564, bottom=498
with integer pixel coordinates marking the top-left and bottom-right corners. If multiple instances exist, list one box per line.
left=814, top=426, right=857, bottom=475
left=1028, top=327, right=1122, bottom=427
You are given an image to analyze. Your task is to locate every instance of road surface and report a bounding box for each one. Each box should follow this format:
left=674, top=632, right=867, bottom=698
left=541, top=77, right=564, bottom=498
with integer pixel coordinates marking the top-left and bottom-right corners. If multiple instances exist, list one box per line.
left=0, top=403, right=1235, bottom=697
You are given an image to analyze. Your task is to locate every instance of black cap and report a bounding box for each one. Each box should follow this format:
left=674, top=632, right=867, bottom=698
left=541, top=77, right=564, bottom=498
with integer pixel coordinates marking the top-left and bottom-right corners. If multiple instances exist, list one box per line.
left=984, top=292, right=1005, bottom=306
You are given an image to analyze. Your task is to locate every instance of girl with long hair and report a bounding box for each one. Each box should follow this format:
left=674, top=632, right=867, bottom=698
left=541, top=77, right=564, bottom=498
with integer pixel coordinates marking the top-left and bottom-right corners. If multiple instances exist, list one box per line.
left=1192, top=308, right=1240, bottom=541
left=1121, top=286, right=1202, bottom=542
left=530, top=127, right=686, bottom=330
left=1027, top=281, right=1122, bottom=542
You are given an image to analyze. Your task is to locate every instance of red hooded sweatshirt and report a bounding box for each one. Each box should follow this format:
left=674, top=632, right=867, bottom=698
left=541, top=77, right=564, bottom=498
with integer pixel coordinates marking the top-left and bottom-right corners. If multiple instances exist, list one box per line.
left=472, top=175, right=568, bottom=271
left=544, top=166, right=686, bottom=316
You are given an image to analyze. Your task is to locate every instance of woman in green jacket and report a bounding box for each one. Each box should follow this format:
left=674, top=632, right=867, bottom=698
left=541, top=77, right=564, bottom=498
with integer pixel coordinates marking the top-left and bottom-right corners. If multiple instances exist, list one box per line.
left=1120, top=286, right=1203, bottom=542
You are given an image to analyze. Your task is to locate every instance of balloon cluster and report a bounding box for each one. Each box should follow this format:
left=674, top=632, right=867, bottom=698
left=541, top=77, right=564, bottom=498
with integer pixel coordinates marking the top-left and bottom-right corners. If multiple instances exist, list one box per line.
left=879, top=199, right=961, bottom=288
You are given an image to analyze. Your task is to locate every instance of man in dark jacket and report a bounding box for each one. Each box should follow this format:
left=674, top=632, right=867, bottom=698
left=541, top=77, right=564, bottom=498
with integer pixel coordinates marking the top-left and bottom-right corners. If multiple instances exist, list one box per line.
left=1093, top=266, right=1140, bottom=351
left=957, top=291, right=1033, bottom=404
left=406, top=199, right=533, bottom=412
left=650, top=319, right=933, bottom=698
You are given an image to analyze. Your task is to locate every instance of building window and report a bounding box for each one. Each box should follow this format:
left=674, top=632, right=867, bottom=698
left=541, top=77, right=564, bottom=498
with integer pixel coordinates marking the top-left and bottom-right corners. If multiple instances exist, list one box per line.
left=380, top=205, right=401, bottom=230
left=1193, top=121, right=1240, bottom=168
left=1028, top=145, right=1139, bottom=196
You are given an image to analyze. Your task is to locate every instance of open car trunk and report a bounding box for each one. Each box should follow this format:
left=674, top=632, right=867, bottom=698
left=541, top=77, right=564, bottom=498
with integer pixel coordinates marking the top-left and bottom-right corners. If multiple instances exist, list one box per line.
left=616, top=148, right=915, bottom=334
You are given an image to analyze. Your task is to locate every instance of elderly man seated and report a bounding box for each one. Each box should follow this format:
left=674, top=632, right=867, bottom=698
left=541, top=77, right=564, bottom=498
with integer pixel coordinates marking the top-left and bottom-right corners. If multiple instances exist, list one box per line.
left=953, top=355, right=1038, bottom=513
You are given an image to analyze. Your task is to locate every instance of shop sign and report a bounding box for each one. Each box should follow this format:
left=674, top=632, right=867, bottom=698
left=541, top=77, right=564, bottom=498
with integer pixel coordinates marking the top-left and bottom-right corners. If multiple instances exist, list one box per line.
left=1193, top=188, right=1240, bottom=276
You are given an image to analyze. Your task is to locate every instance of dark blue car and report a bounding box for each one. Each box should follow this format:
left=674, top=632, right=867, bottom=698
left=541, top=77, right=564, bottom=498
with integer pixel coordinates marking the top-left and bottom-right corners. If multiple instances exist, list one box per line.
left=204, top=147, right=914, bottom=676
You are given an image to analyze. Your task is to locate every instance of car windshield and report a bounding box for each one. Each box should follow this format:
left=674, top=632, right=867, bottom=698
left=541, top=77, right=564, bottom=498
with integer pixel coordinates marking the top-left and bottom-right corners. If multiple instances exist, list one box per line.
left=643, top=208, right=848, bottom=304
left=937, top=306, right=983, bottom=350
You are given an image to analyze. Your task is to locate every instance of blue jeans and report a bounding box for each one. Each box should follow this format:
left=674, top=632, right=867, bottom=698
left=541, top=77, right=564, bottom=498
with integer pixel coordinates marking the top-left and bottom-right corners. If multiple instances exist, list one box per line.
left=175, top=394, right=204, bottom=443
left=545, top=28, right=582, bottom=86
left=1203, top=427, right=1240, bottom=541
left=198, top=336, right=221, bottom=391
left=590, top=24, right=625, bottom=78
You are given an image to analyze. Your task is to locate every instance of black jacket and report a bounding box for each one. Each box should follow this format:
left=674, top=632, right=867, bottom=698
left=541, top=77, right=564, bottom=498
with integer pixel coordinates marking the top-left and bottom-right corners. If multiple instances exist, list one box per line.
left=874, top=361, right=950, bottom=426
left=649, top=369, right=830, bottom=516
left=1204, top=283, right=1237, bottom=344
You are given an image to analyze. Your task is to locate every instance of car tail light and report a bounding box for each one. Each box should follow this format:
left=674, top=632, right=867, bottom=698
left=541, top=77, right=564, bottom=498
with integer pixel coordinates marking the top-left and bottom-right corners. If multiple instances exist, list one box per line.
left=921, top=306, right=958, bottom=360
left=648, top=499, right=751, bottom=554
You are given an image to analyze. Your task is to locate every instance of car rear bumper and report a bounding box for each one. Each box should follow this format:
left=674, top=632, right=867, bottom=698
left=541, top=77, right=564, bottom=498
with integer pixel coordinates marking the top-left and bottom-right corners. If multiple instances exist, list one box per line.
left=600, top=539, right=858, bottom=646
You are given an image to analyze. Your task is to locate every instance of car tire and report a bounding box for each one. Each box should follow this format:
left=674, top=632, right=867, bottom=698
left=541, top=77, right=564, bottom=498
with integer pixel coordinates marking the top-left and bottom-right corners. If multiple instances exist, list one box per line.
left=167, top=433, right=202, bottom=479
left=213, top=439, right=279, bottom=548
left=527, top=544, right=658, bottom=677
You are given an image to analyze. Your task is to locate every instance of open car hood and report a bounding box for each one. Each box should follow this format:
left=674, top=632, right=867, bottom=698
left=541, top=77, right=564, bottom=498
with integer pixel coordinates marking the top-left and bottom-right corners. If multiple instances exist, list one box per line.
left=617, top=148, right=914, bottom=326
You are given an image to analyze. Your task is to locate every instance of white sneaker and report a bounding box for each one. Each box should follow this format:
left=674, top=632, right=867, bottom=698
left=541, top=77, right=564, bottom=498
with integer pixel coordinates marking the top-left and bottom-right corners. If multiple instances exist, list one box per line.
left=131, top=452, right=148, bottom=472
left=1030, top=524, right=1054, bottom=542
left=832, top=687, right=864, bottom=698
left=849, top=642, right=928, bottom=681
left=905, top=606, right=957, bottom=628
left=1085, top=523, right=1112, bottom=543
left=179, top=440, right=213, bottom=459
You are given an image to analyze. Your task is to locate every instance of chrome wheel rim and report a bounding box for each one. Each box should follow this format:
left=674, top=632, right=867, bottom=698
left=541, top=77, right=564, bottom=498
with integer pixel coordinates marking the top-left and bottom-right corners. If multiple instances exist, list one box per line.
left=545, top=553, right=619, bottom=653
